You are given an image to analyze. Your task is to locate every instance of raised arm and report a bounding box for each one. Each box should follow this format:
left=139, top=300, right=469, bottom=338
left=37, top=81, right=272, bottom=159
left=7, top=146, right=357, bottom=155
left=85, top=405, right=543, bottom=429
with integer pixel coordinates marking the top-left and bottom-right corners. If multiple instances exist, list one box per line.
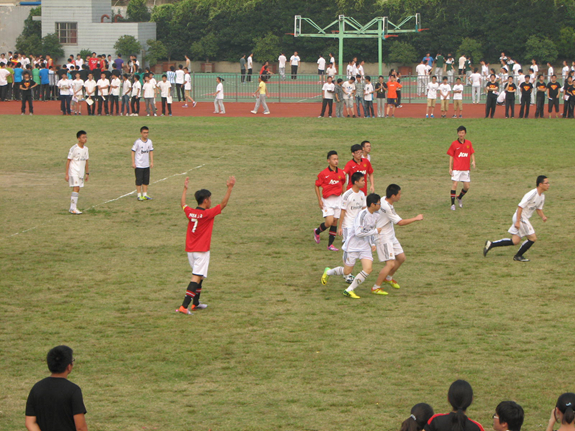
left=220, top=176, right=236, bottom=210
left=181, top=177, right=189, bottom=208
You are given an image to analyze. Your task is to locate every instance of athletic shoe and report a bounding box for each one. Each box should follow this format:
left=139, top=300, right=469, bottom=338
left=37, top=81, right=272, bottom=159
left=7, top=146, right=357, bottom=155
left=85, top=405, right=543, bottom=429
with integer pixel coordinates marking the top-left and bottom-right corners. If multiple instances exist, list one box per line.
left=154, top=113, right=157, bottom=116
left=144, top=195, right=153, bottom=200
left=425, top=114, right=429, bottom=118
left=483, top=240, right=492, bottom=257
left=343, top=290, right=360, bottom=299
left=183, top=104, right=188, bottom=108
left=383, top=279, right=400, bottom=289
left=371, top=288, right=388, bottom=295
left=321, top=267, right=330, bottom=285
left=451, top=204, right=456, bottom=211
left=69, top=209, right=83, bottom=215
left=457, top=198, right=463, bottom=208
left=191, top=303, right=208, bottom=310
left=513, top=255, right=530, bottom=262
left=313, top=229, right=320, bottom=244
left=344, top=274, right=355, bottom=284
left=263, top=112, right=270, bottom=115
left=327, top=245, right=339, bottom=251
left=176, top=306, right=192, bottom=315
left=192, top=101, right=197, bottom=107
left=137, top=196, right=145, bottom=201
left=251, top=110, right=257, bottom=114
left=430, top=114, right=434, bottom=118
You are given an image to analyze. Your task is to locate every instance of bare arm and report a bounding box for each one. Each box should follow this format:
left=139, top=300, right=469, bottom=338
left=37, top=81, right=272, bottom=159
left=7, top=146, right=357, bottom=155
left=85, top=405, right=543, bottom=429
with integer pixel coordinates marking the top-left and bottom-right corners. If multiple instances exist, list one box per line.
left=545, top=409, right=556, bottom=431
left=536, top=208, right=547, bottom=222
left=397, top=214, right=424, bottom=226
left=149, top=150, right=154, bottom=169
left=515, top=206, right=523, bottom=229
left=131, top=151, right=136, bottom=169
left=25, top=416, right=41, bottom=431
left=337, top=209, right=346, bottom=236
left=449, top=155, right=454, bottom=175
left=219, top=176, right=236, bottom=210
left=369, top=172, right=374, bottom=193
left=84, top=160, right=89, bottom=182
left=65, top=158, right=71, bottom=181
left=74, top=413, right=88, bottom=431
left=471, top=153, right=476, bottom=169
left=181, top=177, right=189, bottom=208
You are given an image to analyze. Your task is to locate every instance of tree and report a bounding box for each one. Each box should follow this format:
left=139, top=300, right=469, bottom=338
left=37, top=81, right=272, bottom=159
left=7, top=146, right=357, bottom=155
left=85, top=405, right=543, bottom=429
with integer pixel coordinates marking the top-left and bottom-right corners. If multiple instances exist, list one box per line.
left=190, top=33, right=218, bottom=62
left=252, top=32, right=280, bottom=62
left=387, top=41, right=418, bottom=65
left=126, top=0, right=151, bottom=22
left=524, top=35, right=558, bottom=64
left=556, top=27, right=575, bottom=61
left=15, top=6, right=42, bottom=55
left=78, top=49, right=93, bottom=60
left=145, top=39, right=168, bottom=67
left=42, top=33, right=64, bottom=59
left=457, top=38, right=483, bottom=63
left=114, top=35, right=142, bottom=58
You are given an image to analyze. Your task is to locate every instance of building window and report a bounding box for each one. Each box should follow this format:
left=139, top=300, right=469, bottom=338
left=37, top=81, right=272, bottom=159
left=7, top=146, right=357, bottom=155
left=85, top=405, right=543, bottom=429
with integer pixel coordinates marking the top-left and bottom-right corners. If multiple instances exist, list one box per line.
left=56, top=22, right=78, bottom=45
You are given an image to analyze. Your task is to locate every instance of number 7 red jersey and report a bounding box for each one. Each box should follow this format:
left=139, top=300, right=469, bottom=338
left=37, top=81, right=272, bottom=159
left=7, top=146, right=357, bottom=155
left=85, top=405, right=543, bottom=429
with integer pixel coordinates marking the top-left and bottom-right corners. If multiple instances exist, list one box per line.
left=183, top=204, right=222, bottom=252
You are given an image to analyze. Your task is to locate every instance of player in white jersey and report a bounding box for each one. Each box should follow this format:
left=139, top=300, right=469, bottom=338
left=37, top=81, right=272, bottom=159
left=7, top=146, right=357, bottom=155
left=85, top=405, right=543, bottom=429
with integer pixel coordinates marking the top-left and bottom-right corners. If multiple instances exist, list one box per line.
left=65, top=131, right=89, bottom=214
left=484, top=176, right=550, bottom=262
left=373, top=184, right=423, bottom=294
left=361, top=140, right=372, bottom=162
left=321, top=194, right=382, bottom=299
left=131, top=126, right=154, bottom=201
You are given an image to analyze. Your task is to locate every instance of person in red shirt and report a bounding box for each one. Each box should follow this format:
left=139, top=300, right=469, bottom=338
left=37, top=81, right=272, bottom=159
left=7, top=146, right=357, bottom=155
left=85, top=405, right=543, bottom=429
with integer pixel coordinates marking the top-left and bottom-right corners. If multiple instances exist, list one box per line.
left=88, top=53, right=98, bottom=71
left=447, top=125, right=475, bottom=210
left=386, top=74, right=402, bottom=117
left=343, top=144, right=374, bottom=195
left=314, top=150, right=346, bottom=251
left=176, top=175, right=236, bottom=315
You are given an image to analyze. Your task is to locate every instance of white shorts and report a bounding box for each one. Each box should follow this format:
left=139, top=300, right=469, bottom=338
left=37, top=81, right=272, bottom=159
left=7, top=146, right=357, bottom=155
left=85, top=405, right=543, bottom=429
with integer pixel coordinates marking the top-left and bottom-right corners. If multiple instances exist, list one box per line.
left=343, top=250, right=373, bottom=267
left=69, top=176, right=84, bottom=188
left=187, top=251, right=210, bottom=278
left=451, top=170, right=470, bottom=182
left=376, top=238, right=404, bottom=262
left=322, top=195, right=342, bottom=218
left=508, top=217, right=535, bottom=238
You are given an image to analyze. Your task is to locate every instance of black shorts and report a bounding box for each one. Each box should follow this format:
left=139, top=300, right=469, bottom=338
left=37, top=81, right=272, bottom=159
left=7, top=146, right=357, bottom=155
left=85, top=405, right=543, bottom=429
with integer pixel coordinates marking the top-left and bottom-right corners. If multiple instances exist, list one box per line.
left=387, top=98, right=397, bottom=106
left=318, top=69, right=325, bottom=75
left=135, top=167, right=150, bottom=186
left=548, top=98, right=560, bottom=112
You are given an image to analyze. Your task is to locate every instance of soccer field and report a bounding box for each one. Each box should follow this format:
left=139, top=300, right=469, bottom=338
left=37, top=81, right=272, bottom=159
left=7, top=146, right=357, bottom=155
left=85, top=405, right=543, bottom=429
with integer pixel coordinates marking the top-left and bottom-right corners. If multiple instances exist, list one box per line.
left=1, top=117, right=574, bottom=431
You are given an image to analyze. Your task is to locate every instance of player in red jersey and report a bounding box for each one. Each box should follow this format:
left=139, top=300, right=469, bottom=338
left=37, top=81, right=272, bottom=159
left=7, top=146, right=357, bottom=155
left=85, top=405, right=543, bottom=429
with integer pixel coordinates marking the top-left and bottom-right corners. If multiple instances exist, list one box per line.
left=176, top=175, right=236, bottom=315
left=314, top=150, right=346, bottom=251
left=447, top=125, right=475, bottom=211
left=343, top=144, right=374, bottom=196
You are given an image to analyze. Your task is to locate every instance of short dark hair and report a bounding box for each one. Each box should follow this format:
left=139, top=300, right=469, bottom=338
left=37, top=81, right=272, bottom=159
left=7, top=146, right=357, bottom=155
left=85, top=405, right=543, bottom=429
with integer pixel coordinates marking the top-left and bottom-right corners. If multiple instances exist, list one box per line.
left=457, top=125, right=467, bottom=133
left=386, top=184, right=401, bottom=199
left=536, top=175, right=547, bottom=186
left=47, top=345, right=74, bottom=373
left=365, top=75, right=371, bottom=81
left=443, top=76, right=448, bottom=80
left=140, top=126, right=149, bottom=133
left=496, top=401, right=524, bottom=431
left=76, top=130, right=86, bottom=139
left=195, top=189, right=212, bottom=205
left=337, top=78, right=343, bottom=83
left=360, top=140, right=370, bottom=148
left=366, top=193, right=381, bottom=207
left=162, top=74, right=167, bottom=78
left=327, top=150, right=337, bottom=159
left=351, top=144, right=362, bottom=153
left=350, top=172, right=365, bottom=185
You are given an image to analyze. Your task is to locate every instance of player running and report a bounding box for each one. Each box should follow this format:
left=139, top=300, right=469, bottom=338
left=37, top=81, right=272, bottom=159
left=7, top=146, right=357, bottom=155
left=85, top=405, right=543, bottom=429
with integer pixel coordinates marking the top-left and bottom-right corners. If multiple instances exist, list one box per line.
left=176, top=175, right=236, bottom=315
left=483, top=175, right=549, bottom=262
left=314, top=150, right=346, bottom=251
left=448, top=125, right=476, bottom=211
left=372, top=184, right=424, bottom=294
left=65, top=130, right=89, bottom=214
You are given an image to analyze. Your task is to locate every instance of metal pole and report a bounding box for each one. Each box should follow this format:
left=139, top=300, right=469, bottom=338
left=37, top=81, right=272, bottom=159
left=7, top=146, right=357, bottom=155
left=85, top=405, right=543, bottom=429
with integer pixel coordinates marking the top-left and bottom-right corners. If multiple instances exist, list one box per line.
left=192, top=72, right=196, bottom=101
left=279, top=74, right=281, bottom=103
left=338, top=16, right=344, bottom=78
left=378, top=19, right=383, bottom=76
left=235, top=73, right=238, bottom=102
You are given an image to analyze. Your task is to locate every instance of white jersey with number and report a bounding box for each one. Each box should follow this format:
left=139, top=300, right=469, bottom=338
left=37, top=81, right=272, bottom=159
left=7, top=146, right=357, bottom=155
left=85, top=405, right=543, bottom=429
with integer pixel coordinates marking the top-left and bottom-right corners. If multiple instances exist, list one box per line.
left=514, top=188, right=545, bottom=222
left=132, top=138, right=154, bottom=168
left=67, top=144, right=89, bottom=177
left=343, top=209, right=379, bottom=253
left=376, top=200, right=402, bottom=242
left=340, top=189, right=366, bottom=228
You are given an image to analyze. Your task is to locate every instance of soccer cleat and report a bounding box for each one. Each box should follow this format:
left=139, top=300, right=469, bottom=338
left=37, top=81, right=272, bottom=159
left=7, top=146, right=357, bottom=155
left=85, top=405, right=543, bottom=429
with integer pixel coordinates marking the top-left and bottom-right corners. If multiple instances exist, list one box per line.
left=371, top=288, right=389, bottom=295
left=191, top=303, right=208, bottom=310
left=383, top=279, right=400, bottom=289
left=69, top=209, right=83, bottom=215
left=483, top=240, right=492, bottom=257
left=137, top=196, right=145, bottom=201
left=458, top=198, right=463, bottom=208
left=176, top=306, right=192, bottom=315
left=144, top=195, right=153, bottom=200
left=321, top=267, right=330, bottom=285
left=313, top=229, right=320, bottom=244
left=451, top=204, right=456, bottom=211
left=344, top=274, right=355, bottom=284
left=513, top=255, right=530, bottom=262
left=327, top=245, right=339, bottom=251
left=343, top=290, right=360, bottom=299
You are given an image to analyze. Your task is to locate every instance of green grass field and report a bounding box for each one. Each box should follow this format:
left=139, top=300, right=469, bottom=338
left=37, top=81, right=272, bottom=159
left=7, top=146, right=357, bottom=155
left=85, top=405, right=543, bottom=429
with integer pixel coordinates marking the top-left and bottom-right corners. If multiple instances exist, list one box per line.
left=1, top=116, right=575, bottom=431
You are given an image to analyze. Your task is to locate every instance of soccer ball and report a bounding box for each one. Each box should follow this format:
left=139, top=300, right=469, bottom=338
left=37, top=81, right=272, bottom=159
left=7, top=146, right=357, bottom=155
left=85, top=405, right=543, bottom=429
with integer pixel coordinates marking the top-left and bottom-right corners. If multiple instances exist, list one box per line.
left=344, top=274, right=355, bottom=284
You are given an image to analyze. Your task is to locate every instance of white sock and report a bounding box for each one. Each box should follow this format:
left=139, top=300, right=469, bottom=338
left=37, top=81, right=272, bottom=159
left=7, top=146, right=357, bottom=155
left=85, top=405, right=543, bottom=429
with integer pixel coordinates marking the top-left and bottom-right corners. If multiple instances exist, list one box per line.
left=386, top=275, right=393, bottom=281
left=138, top=193, right=142, bottom=198
left=143, top=192, right=148, bottom=197
left=372, top=284, right=380, bottom=291
left=70, top=192, right=78, bottom=210
left=346, top=270, right=368, bottom=292
left=327, top=267, right=344, bottom=276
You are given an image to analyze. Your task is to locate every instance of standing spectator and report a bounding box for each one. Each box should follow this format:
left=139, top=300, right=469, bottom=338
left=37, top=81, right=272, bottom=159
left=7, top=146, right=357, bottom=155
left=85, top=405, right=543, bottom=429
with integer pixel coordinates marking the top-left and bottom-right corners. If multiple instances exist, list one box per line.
left=512, top=60, right=522, bottom=82
left=465, top=56, right=472, bottom=82
left=445, top=54, right=455, bottom=84
left=469, top=68, right=482, bottom=103
left=251, top=76, right=271, bottom=115
left=481, top=61, right=489, bottom=87
left=121, top=73, right=131, bottom=116
left=357, top=60, right=365, bottom=78
left=534, top=74, right=547, bottom=118
left=13, top=62, right=23, bottom=100
left=425, top=75, right=439, bottom=118
left=425, top=380, right=484, bottom=431
left=71, top=72, right=84, bottom=115
left=39, top=63, right=49, bottom=101
left=416, top=60, right=428, bottom=96
left=31, top=64, right=40, bottom=100
left=504, top=76, right=517, bottom=118
left=346, top=60, right=354, bottom=79
left=0, top=62, right=11, bottom=101
left=326, top=62, right=337, bottom=81
left=422, top=53, right=434, bottom=67
left=386, top=74, right=401, bottom=117
left=25, top=345, right=88, bottom=431
left=166, top=65, right=176, bottom=97
left=48, top=66, right=57, bottom=100
left=519, top=75, right=533, bottom=118
left=458, top=54, right=466, bottom=76
left=375, top=75, right=387, bottom=118
left=277, top=52, right=287, bottom=80
left=438, top=76, right=451, bottom=118
left=318, top=75, right=334, bottom=117
left=396, top=71, right=403, bottom=107
left=96, top=72, right=110, bottom=115
left=363, top=76, right=374, bottom=118
left=547, top=75, right=560, bottom=118
left=19, top=72, right=36, bottom=115
left=247, top=53, right=253, bottom=82
left=562, top=60, right=570, bottom=83
left=452, top=77, right=464, bottom=118
left=88, top=52, right=98, bottom=71
left=317, top=54, right=326, bottom=82
left=485, top=74, right=499, bottom=118
left=84, top=72, right=96, bottom=116
left=130, top=74, right=141, bottom=116
left=290, top=51, right=300, bottom=80
left=157, top=74, right=172, bottom=116
left=75, top=53, right=84, bottom=68
left=435, top=52, right=444, bottom=79
left=240, top=54, right=246, bottom=83
left=334, top=78, right=344, bottom=118
left=212, top=76, right=225, bottom=114
left=114, top=54, right=123, bottom=72
left=342, top=76, right=356, bottom=117
left=355, top=75, right=365, bottom=117
left=142, top=75, right=157, bottom=117
left=110, top=73, right=121, bottom=115
left=175, top=65, right=185, bottom=101
left=183, top=67, right=196, bottom=108
left=132, top=126, right=154, bottom=201
left=562, top=76, right=574, bottom=118
left=544, top=393, right=575, bottom=431
left=0, top=53, right=7, bottom=65
left=58, top=73, right=73, bottom=115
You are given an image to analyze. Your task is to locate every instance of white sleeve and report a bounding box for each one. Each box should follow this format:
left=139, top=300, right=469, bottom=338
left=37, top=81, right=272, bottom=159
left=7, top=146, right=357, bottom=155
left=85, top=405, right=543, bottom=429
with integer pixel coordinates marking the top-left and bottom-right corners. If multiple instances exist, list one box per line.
left=67, top=147, right=74, bottom=159
left=537, top=195, right=545, bottom=210
left=518, top=190, right=536, bottom=208
left=131, top=141, right=139, bottom=152
left=354, top=212, right=378, bottom=238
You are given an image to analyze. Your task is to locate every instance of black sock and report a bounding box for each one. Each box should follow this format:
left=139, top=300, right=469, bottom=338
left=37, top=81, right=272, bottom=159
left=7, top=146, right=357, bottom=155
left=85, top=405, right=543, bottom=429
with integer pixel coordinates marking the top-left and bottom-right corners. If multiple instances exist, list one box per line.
left=182, top=281, right=198, bottom=308
left=517, top=240, right=534, bottom=256
left=457, top=188, right=468, bottom=200
left=450, top=190, right=456, bottom=205
left=328, top=226, right=337, bottom=246
left=193, top=280, right=203, bottom=306
left=491, top=238, right=514, bottom=248
left=315, top=222, right=327, bottom=235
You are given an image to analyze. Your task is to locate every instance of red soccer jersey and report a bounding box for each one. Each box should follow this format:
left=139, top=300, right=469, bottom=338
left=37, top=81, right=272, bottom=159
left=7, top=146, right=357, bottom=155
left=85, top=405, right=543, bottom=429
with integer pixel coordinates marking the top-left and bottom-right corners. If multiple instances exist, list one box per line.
left=315, top=167, right=346, bottom=199
left=183, top=204, right=222, bottom=252
left=344, top=158, right=373, bottom=195
left=447, top=139, right=475, bottom=171
left=88, top=58, right=98, bottom=70
left=386, top=81, right=402, bottom=98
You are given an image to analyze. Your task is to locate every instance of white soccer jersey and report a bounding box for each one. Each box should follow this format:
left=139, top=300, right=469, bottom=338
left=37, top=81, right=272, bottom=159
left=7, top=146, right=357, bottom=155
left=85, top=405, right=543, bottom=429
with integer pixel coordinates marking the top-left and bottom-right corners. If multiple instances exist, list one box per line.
left=514, top=188, right=545, bottom=221
left=340, top=189, right=366, bottom=228
left=343, top=208, right=379, bottom=253
left=132, top=139, right=154, bottom=168
left=67, top=144, right=89, bottom=177
left=376, top=200, right=402, bottom=242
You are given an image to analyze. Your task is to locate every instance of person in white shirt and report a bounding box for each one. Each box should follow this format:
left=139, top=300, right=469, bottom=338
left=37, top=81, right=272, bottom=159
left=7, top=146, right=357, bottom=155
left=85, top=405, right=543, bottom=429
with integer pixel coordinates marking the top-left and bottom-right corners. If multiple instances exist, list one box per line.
left=157, top=74, right=172, bottom=116
left=0, top=63, right=12, bottom=101
left=182, top=67, right=196, bottom=108
left=342, top=76, right=356, bottom=117
left=290, top=51, right=300, bottom=80
left=512, top=61, right=521, bottom=82
left=439, top=76, right=451, bottom=118
left=96, top=72, right=110, bottom=115
left=363, top=75, right=374, bottom=118
left=65, top=130, right=90, bottom=214
left=71, top=72, right=84, bottom=115
left=247, top=53, right=253, bottom=82
left=547, top=62, right=554, bottom=81
left=317, top=54, right=326, bottom=83
left=319, top=76, right=335, bottom=117
left=109, top=74, right=121, bottom=115
left=142, top=75, right=157, bottom=116
left=175, top=64, right=185, bottom=101
left=75, top=55, right=84, bottom=68
left=83, top=73, right=96, bottom=116
left=278, top=52, right=287, bottom=80
left=131, top=126, right=154, bottom=201
left=351, top=58, right=359, bottom=77
left=458, top=54, right=467, bottom=75
left=121, top=73, right=132, bottom=116
left=415, top=60, right=429, bottom=95
left=484, top=175, right=550, bottom=262
left=357, top=60, right=365, bottom=78
left=346, top=60, right=354, bottom=79
left=561, top=60, right=570, bottom=84
left=446, top=54, right=455, bottom=84
left=57, top=73, right=73, bottom=115
left=212, top=76, right=225, bottom=114
left=426, top=75, right=439, bottom=118
left=326, top=63, right=337, bottom=79
left=452, top=77, right=464, bottom=118
left=361, top=141, right=372, bottom=162
left=329, top=52, right=335, bottom=66
left=130, top=74, right=141, bottom=116
left=469, top=68, right=482, bottom=103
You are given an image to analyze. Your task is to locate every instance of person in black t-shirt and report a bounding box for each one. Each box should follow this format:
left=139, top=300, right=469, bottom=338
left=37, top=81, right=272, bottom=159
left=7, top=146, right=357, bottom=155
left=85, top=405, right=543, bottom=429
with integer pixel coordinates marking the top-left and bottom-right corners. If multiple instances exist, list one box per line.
left=519, top=75, right=533, bottom=118
left=20, top=72, right=37, bottom=115
left=547, top=75, right=561, bottom=118
left=485, top=74, right=499, bottom=118
left=562, top=76, right=574, bottom=118
left=25, top=345, right=88, bottom=431
left=504, top=76, right=517, bottom=118
left=534, top=75, right=547, bottom=118
left=375, top=75, right=387, bottom=118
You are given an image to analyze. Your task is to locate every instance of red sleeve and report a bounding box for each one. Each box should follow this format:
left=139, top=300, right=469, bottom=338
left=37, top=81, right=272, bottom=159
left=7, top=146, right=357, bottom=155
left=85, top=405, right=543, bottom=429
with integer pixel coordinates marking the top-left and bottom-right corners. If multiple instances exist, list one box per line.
left=315, top=172, right=323, bottom=187
left=469, top=141, right=475, bottom=154
left=183, top=205, right=192, bottom=217
left=204, top=204, right=222, bottom=219
left=447, top=142, right=455, bottom=156
left=366, top=160, right=374, bottom=175
left=343, top=160, right=352, bottom=174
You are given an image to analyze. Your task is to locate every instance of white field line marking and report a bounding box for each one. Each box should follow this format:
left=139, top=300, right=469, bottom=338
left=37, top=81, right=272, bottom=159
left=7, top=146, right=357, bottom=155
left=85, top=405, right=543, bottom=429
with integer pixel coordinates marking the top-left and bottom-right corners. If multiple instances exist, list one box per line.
left=6, top=155, right=226, bottom=238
